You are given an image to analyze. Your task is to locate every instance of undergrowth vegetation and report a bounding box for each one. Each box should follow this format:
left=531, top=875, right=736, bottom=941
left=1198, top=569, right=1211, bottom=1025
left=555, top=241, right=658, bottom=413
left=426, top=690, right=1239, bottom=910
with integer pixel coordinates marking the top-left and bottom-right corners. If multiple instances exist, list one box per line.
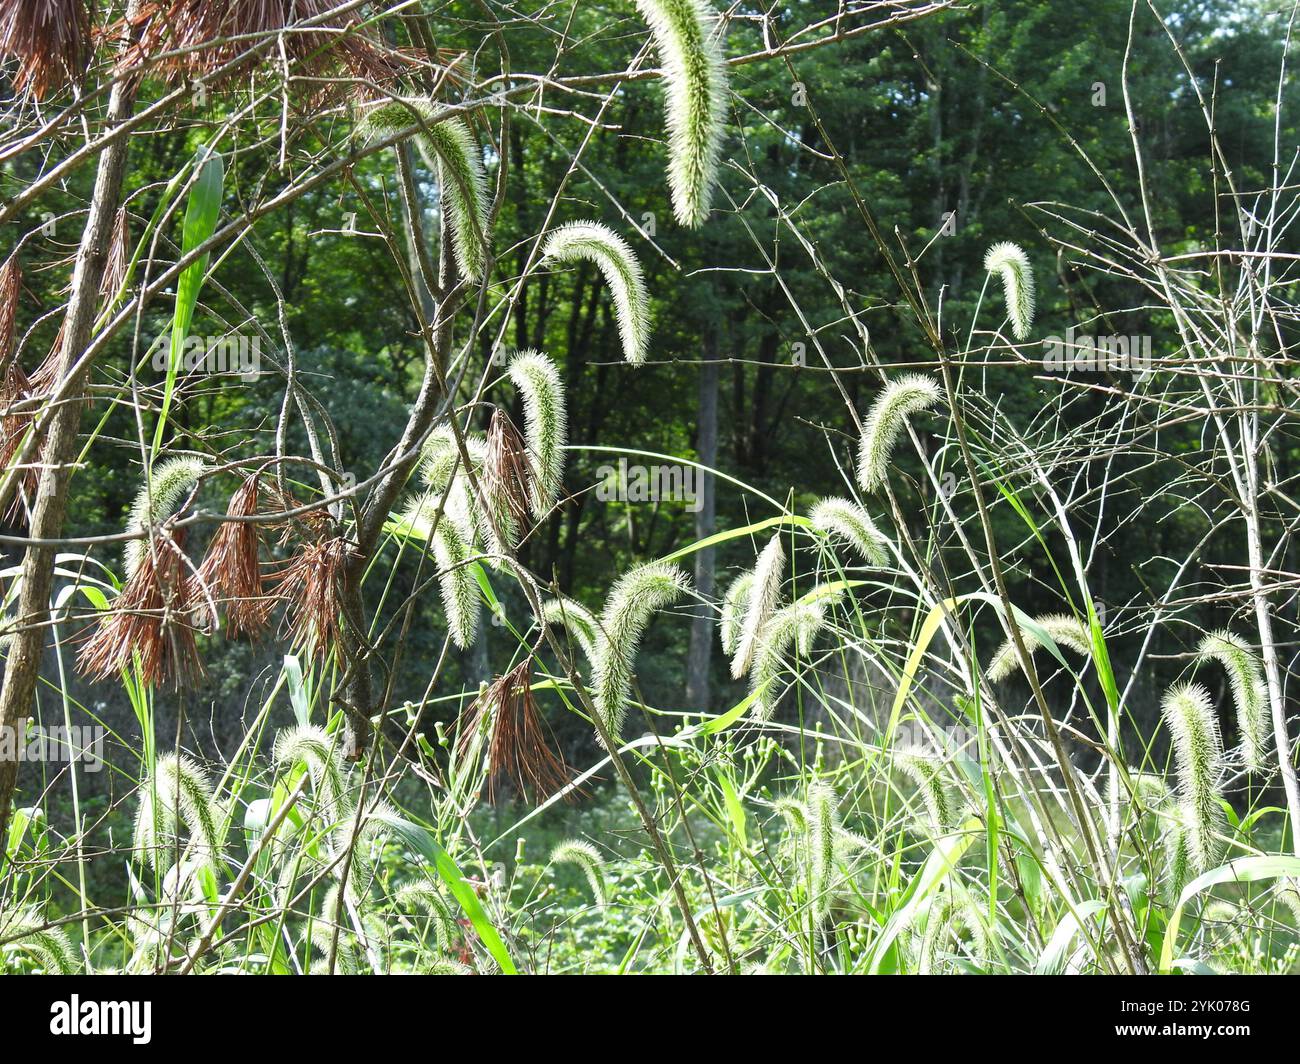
left=2, top=0, right=1299, bottom=976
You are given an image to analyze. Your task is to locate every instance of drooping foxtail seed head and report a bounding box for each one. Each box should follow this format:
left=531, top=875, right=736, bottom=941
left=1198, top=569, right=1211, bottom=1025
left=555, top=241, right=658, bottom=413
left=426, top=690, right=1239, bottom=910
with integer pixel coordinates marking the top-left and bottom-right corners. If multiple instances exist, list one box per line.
left=749, top=596, right=831, bottom=721
left=731, top=532, right=784, bottom=678
left=551, top=839, right=608, bottom=906
left=983, top=241, right=1035, bottom=341
left=987, top=612, right=1092, bottom=683
left=1160, top=681, right=1225, bottom=875
left=358, top=102, right=490, bottom=282
left=133, top=753, right=224, bottom=872
left=0, top=909, right=79, bottom=974
left=807, top=781, right=839, bottom=924
left=125, top=456, right=208, bottom=578
left=634, top=0, right=729, bottom=228
left=273, top=723, right=351, bottom=826
left=809, top=496, right=891, bottom=567
left=542, top=222, right=650, bottom=365
left=856, top=374, right=940, bottom=494
left=719, top=569, right=754, bottom=657
left=1197, top=630, right=1270, bottom=774
left=896, top=752, right=955, bottom=834
left=507, top=350, right=567, bottom=519
left=542, top=596, right=599, bottom=667
left=591, top=561, right=690, bottom=743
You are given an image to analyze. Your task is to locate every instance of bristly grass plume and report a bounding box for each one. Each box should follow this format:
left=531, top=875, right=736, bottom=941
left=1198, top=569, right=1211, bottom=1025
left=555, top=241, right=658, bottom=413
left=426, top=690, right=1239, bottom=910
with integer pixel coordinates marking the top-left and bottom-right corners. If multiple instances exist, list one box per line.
left=1197, top=630, right=1270, bottom=774
left=592, top=562, right=690, bottom=742
left=809, top=496, right=890, bottom=566
left=634, top=0, right=728, bottom=228
left=1160, top=681, right=1225, bottom=874
left=507, top=350, right=567, bottom=519
left=983, top=241, right=1035, bottom=341
left=542, top=222, right=650, bottom=365
left=856, top=375, right=940, bottom=494
left=125, top=456, right=207, bottom=578
left=987, top=613, right=1092, bottom=682
left=730, top=532, right=783, bottom=678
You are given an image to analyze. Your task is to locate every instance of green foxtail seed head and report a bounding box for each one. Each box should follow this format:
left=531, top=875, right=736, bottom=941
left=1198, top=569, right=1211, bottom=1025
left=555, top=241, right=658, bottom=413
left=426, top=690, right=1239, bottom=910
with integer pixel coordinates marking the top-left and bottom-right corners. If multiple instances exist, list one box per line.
left=0, top=910, right=79, bottom=974
left=551, top=839, right=608, bottom=906
left=542, top=222, right=649, bottom=365
left=425, top=957, right=473, bottom=975
left=542, top=596, right=599, bottom=667
left=133, top=753, right=224, bottom=872
left=896, top=752, right=955, bottom=833
left=507, top=350, right=567, bottom=519
left=1160, top=681, right=1225, bottom=875
left=856, top=374, right=940, bottom=493
left=1197, top=630, right=1270, bottom=774
left=592, top=561, right=690, bottom=743
left=358, top=100, right=489, bottom=282
left=807, top=781, right=839, bottom=924
left=273, top=724, right=350, bottom=826
left=987, top=613, right=1092, bottom=683
left=634, top=0, right=728, bottom=228
left=809, top=496, right=890, bottom=566
left=983, top=241, right=1035, bottom=341
left=749, top=596, right=832, bottom=721
left=730, top=532, right=783, bottom=678
left=395, top=880, right=457, bottom=954
left=431, top=514, right=479, bottom=650
left=125, top=456, right=206, bottom=577
left=719, top=569, right=754, bottom=657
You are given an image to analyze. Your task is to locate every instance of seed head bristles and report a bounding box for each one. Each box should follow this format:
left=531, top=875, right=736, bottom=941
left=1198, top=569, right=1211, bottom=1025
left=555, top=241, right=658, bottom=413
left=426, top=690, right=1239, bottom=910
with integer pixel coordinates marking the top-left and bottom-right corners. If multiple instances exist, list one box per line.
left=896, top=752, right=955, bottom=834
left=396, top=880, right=458, bottom=955
left=731, top=533, right=783, bottom=679
left=125, top=457, right=208, bottom=578
left=634, top=0, right=729, bottom=228
left=855, top=374, right=940, bottom=493
left=358, top=102, right=490, bottom=281
left=0, top=0, right=90, bottom=99
left=719, top=569, right=754, bottom=657
left=273, top=723, right=350, bottom=827
left=1197, top=630, right=1270, bottom=774
left=809, top=496, right=890, bottom=567
left=79, top=528, right=203, bottom=686
left=133, top=753, right=224, bottom=873
left=192, top=474, right=270, bottom=638
left=771, top=796, right=808, bottom=836
left=541, top=596, right=599, bottom=667
left=983, top=241, right=1035, bottom=341
left=273, top=535, right=354, bottom=661
left=507, top=350, right=567, bottom=519
left=551, top=839, right=608, bottom=906
left=1163, top=814, right=1192, bottom=905
left=458, top=661, right=572, bottom=802
left=0, top=909, right=79, bottom=974
left=1160, top=681, right=1225, bottom=875
left=419, top=426, right=487, bottom=492
left=807, top=781, right=839, bottom=924
left=591, top=562, right=690, bottom=743
left=749, top=596, right=833, bottom=721
left=484, top=408, right=533, bottom=535
left=542, top=222, right=650, bottom=365
left=987, top=613, right=1092, bottom=683
left=431, top=515, right=479, bottom=650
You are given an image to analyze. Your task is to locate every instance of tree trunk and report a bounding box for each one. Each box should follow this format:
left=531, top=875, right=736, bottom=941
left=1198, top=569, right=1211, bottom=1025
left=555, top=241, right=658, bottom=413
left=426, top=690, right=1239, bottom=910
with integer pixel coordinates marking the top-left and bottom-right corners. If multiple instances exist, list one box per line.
left=0, top=7, right=142, bottom=852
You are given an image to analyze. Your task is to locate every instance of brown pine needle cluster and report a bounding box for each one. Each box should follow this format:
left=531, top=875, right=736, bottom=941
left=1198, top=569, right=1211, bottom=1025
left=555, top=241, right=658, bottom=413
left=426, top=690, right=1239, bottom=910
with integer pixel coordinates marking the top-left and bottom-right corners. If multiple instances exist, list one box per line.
left=79, top=529, right=203, bottom=686
left=191, top=474, right=271, bottom=638
left=0, top=0, right=91, bottom=98
left=484, top=408, right=533, bottom=532
left=458, top=662, right=573, bottom=804
left=124, top=0, right=410, bottom=93
left=273, top=534, right=353, bottom=660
